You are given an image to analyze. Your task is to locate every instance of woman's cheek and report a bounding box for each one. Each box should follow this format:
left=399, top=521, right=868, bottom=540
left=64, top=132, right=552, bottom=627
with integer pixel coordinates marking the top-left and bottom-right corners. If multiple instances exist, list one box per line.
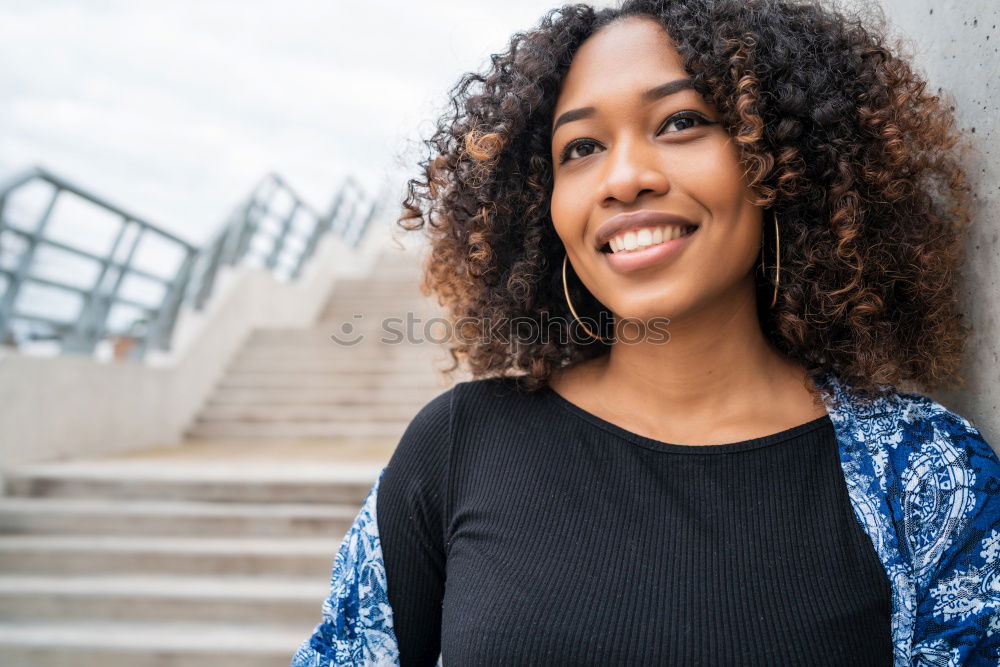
left=552, top=184, right=592, bottom=240
left=683, top=141, right=742, bottom=185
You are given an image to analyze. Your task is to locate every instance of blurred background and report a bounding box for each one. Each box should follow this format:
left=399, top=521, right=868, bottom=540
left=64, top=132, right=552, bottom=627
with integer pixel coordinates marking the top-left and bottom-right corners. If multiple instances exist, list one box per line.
left=0, top=0, right=996, bottom=665
left=0, top=0, right=567, bottom=245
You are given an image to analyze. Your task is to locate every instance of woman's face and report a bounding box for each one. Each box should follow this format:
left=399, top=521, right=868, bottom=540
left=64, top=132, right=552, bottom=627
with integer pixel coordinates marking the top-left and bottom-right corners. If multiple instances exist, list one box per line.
left=550, top=16, right=764, bottom=327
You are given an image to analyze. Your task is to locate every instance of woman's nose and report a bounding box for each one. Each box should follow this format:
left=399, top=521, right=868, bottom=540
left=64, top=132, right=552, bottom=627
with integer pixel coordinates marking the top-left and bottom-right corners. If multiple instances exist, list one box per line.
left=597, top=136, right=670, bottom=206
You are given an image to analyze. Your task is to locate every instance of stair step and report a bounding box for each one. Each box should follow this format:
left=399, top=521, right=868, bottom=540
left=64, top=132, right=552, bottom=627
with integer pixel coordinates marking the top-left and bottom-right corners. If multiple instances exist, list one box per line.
left=0, top=497, right=354, bottom=537
left=231, top=354, right=452, bottom=371
left=231, top=349, right=453, bottom=368
left=233, top=341, right=446, bottom=355
left=246, top=329, right=453, bottom=346
left=0, top=535, right=336, bottom=577
left=226, top=355, right=447, bottom=373
left=206, top=386, right=442, bottom=405
left=365, top=256, right=424, bottom=269
left=216, top=372, right=447, bottom=388
left=3, top=462, right=381, bottom=503
left=319, top=305, right=443, bottom=320
left=186, top=421, right=408, bottom=439
left=196, top=404, right=423, bottom=422
left=0, top=575, right=324, bottom=626
left=0, top=621, right=309, bottom=667
left=220, top=365, right=442, bottom=378
left=365, top=260, right=425, bottom=274
left=319, top=310, right=443, bottom=324
left=239, top=334, right=446, bottom=349
left=300, top=323, right=455, bottom=346
left=321, top=294, right=435, bottom=307
left=331, top=278, right=427, bottom=294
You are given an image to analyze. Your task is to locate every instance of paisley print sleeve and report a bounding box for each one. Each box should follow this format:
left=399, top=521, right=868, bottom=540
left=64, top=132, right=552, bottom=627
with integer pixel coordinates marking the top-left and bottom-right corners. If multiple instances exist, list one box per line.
left=908, top=407, right=1000, bottom=666
left=291, top=468, right=400, bottom=667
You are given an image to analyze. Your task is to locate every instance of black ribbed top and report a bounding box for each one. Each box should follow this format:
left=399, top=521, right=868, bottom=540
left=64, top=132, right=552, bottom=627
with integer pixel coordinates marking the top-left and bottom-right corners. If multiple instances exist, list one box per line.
left=376, top=377, right=893, bottom=666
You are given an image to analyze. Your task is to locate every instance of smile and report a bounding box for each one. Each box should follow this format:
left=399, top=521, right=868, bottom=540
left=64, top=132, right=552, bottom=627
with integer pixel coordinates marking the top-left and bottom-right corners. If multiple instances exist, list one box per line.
left=600, top=225, right=696, bottom=273
left=603, top=224, right=697, bottom=253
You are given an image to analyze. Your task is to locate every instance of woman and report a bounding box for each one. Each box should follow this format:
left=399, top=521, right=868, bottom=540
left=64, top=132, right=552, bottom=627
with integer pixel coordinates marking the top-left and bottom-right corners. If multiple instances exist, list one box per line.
left=293, top=0, right=1000, bottom=664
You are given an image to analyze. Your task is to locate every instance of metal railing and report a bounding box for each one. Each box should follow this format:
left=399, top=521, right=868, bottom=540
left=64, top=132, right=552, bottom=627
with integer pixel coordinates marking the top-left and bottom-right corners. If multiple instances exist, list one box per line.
left=0, top=166, right=386, bottom=361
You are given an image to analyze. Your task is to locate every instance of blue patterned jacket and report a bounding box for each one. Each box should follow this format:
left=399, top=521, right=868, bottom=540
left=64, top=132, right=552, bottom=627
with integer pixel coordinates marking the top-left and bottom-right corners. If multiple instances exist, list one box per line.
left=291, top=371, right=1000, bottom=666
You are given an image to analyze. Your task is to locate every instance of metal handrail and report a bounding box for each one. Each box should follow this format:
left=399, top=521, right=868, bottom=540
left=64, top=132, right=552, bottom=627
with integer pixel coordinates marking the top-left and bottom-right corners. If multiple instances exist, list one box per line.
left=0, top=166, right=385, bottom=361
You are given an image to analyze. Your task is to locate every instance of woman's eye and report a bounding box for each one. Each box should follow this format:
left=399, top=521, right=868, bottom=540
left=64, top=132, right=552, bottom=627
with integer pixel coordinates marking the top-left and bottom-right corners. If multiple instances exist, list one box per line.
left=557, top=112, right=711, bottom=164
left=563, top=140, right=601, bottom=162
left=659, top=112, right=708, bottom=134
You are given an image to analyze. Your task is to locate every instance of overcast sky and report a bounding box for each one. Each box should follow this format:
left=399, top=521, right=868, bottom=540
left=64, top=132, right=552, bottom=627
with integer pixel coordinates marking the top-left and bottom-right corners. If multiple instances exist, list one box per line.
left=0, top=0, right=962, bottom=251
left=0, top=0, right=587, bottom=246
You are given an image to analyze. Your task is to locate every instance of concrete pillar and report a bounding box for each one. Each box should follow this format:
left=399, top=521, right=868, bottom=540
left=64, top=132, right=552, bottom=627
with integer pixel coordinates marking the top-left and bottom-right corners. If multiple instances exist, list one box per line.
left=871, top=0, right=1000, bottom=445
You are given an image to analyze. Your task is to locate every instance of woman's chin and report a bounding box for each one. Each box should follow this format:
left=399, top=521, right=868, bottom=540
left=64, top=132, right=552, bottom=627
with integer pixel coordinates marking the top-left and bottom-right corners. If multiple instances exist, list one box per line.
left=607, top=302, right=683, bottom=331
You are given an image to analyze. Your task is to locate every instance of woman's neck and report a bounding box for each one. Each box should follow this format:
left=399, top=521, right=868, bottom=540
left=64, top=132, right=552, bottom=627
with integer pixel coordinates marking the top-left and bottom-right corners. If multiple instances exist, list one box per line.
left=550, top=284, right=826, bottom=445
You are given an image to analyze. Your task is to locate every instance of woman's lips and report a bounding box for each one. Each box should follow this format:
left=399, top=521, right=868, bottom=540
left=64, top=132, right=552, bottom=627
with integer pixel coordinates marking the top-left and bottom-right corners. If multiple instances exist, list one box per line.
left=601, top=228, right=696, bottom=273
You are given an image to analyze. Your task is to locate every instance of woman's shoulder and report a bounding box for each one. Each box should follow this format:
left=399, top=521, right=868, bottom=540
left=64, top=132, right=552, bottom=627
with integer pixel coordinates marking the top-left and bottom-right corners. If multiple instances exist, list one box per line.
left=394, top=376, right=544, bottom=455
left=821, top=372, right=1000, bottom=637
left=407, top=374, right=536, bottom=414
left=423, top=375, right=546, bottom=418
left=815, top=369, right=992, bottom=451
left=816, top=370, right=998, bottom=523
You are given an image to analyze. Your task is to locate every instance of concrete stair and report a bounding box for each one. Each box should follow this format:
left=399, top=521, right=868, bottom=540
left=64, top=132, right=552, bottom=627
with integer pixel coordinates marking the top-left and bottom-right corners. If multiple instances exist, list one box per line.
left=0, top=497, right=355, bottom=537
left=0, top=462, right=371, bottom=665
left=0, top=622, right=309, bottom=667
left=185, top=243, right=460, bottom=442
left=0, top=243, right=466, bottom=666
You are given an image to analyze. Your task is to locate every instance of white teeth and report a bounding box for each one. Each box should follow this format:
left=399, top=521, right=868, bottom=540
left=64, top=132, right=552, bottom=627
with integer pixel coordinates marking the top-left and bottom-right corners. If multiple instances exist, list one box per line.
left=607, top=225, right=694, bottom=254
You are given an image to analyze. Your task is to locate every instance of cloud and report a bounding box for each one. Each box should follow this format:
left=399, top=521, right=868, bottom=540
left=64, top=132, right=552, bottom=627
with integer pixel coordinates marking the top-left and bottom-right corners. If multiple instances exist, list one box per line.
left=0, top=0, right=562, bottom=244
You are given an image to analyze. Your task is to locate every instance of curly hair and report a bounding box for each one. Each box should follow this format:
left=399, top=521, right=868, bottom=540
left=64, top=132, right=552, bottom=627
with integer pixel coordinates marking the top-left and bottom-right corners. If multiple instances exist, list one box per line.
left=396, top=0, right=977, bottom=397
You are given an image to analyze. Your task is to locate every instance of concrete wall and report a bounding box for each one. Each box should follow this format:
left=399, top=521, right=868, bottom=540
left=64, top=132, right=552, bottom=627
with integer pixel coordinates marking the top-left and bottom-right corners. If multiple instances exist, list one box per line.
left=0, top=219, right=396, bottom=469
left=866, top=0, right=1000, bottom=445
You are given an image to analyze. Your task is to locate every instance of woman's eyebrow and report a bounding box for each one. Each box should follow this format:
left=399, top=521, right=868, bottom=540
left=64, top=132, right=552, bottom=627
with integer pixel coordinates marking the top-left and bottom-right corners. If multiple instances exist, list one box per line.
left=551, top=78, right=694, bottom=134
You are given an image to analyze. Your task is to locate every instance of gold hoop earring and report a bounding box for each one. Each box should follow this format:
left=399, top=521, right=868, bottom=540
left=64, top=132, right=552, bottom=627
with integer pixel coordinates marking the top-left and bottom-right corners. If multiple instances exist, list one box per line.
left=562, top=253, right=613, bottom=343
left=760, top=211, right=781, bottom=308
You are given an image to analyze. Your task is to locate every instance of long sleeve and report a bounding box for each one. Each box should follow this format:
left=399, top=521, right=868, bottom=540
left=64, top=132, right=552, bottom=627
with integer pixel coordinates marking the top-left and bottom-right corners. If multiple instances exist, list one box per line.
left=291, top=469, right=400, bottom=666
left=909, top=411, right=1000, bottom=665
left=291, top=386, right=454, bottom=667
left=375, top=387, right=452, bottom=666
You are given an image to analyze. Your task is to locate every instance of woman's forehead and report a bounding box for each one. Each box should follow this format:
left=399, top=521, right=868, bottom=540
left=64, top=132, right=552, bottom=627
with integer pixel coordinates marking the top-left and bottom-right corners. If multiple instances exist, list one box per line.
left=555, top=17, right=687, bottom=112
